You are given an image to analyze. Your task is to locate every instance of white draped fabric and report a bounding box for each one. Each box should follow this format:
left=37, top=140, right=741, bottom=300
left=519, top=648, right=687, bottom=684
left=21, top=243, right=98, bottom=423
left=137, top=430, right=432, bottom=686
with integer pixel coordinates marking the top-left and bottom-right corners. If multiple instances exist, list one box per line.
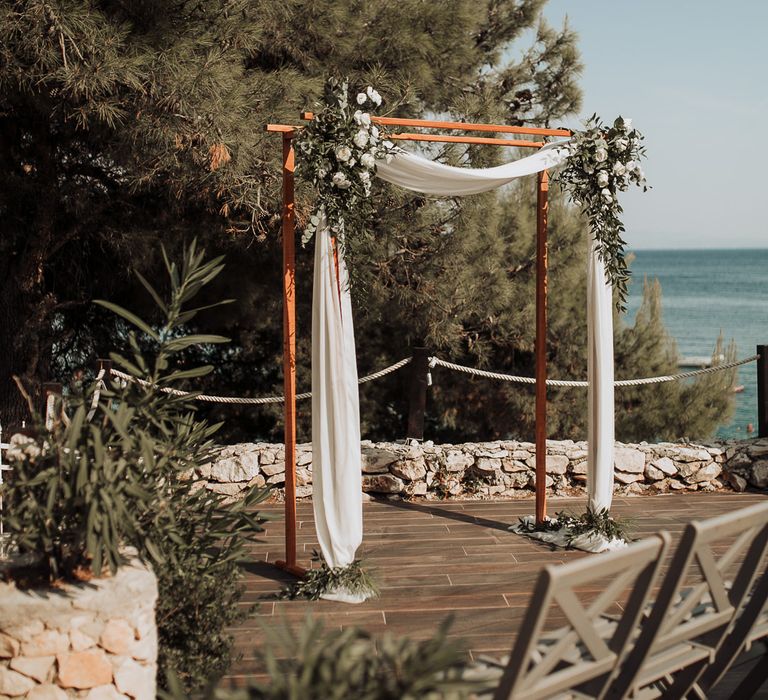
left=311, top=216, right=364, bottom=600
left=311, top=144, right=617, bottom=592
left=587, top=234, right=615, bottom=513
left=375, top=144, right=570, bottom=196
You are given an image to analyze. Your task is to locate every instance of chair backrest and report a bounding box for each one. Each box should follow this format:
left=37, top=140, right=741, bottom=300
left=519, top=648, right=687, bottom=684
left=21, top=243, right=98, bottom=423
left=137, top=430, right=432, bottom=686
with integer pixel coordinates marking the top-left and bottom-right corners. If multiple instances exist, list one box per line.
left=606, top=501, right=768, bottom=699
left=493, top=533, right=670, bottom=700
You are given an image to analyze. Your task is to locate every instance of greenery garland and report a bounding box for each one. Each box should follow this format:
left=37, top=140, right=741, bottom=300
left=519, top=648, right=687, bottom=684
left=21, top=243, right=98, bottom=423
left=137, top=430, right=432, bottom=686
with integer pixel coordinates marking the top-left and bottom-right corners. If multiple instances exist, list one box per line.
left=555, top=115, right=648, bottom=310
left=298, top=82, right=648, bottom=312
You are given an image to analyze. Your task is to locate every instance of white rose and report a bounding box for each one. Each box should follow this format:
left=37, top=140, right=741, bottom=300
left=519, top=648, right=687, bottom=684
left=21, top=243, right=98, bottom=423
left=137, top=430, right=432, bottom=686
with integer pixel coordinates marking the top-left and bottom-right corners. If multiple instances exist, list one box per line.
left=353, top=130, right=368, bottom=148
left=332, top=172, right=351, bottom=189
left=612, top=162, right=626, bottom=176
left=359, top=170, right=371, bottom=183
left=360, top=112, right=371, bottom=127
left=615, top=138, right=629, bottom=151
left=317, top=168, right=328, bottom=179
left=601, top=188, right=612, bottom=202
left=335, top=145, right=352, bottom=162
left=594, top=147, right=608, bottom=163
left=360, top=152, right=376, bottom=169
left=597, top=171, right=609, bottom=187
left=357, top=92, right=367, bottom=105
left=366, top=86, right=382, bottom=106
left=625, top=160, right=636, bottom=171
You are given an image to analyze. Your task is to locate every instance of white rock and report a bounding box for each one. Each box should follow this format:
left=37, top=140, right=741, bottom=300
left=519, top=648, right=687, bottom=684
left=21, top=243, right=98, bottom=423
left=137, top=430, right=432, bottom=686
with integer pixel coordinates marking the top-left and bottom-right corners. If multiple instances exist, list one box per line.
left=114, top=657, right=155, bottom=700
left=86, top=686, right=130, bottom=700
left=26, top=684, right=69, bottom=700
left=545, top=455, right=569, bottom=475
left=651, top=456, right=677, bottom=475
left=390, top=459, right=427, bottom=481
left=614, top=447, right=645, bottom=473
left=689, top=462, right=722, bottom=483
left=9, top=654, right=55, bottom=682
left=0, top=666, right=36, bottom=695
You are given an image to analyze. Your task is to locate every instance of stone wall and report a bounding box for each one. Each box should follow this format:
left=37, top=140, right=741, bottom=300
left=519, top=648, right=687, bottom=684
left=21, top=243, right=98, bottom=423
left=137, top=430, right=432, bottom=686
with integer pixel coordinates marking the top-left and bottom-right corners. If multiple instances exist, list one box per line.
left=197, top=437, right=768, bottom=501
left=0, top=555, right=157, bottom=699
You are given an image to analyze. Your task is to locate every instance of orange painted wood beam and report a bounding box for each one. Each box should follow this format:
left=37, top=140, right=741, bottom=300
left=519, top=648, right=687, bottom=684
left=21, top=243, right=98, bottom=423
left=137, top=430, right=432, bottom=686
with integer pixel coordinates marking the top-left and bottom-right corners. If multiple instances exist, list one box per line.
left=390, top=133, right=543, bottom=148
left=300, top=112, right=570, bottom=137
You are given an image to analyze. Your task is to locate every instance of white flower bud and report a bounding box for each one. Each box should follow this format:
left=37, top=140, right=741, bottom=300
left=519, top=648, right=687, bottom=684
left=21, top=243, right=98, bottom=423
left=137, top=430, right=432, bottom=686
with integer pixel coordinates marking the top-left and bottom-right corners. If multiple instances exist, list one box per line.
left=335, top=145, right=352, bottom=162
left=357, top=93, right=367, bottom=105
left=354, top=130, right=368, bottom=148
left=597, top=171, right=609, bottom=187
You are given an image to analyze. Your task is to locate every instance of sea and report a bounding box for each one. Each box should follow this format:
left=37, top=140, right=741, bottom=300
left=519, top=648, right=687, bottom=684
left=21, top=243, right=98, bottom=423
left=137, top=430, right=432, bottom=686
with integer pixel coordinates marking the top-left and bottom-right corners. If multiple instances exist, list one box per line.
left=625, top=249, right=768, bottom=440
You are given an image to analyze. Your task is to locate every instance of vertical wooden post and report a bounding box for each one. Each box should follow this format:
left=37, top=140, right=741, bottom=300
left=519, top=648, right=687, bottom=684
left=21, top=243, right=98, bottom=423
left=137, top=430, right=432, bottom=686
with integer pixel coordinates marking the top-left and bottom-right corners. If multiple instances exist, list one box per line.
left=758, top=345, right=768, bottom=438
left=41, top=382, right=63, bottom=430
left=406, top=347, right=430, bottom=440
left=535, top=170, right=549, bottom=524
left=276, top=132, right=303, bottom=576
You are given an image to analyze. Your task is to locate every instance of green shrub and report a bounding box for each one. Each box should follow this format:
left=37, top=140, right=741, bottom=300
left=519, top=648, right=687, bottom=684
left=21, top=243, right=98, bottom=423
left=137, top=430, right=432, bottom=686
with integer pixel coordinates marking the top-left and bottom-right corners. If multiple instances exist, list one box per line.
left=163, top=616, right=478, bottom=700
left=1, top=241, right=269, bottom=692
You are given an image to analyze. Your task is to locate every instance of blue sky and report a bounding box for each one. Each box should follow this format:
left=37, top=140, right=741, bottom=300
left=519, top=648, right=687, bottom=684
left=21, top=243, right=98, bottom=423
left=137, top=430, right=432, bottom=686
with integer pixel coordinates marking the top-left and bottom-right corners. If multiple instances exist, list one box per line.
left=538, top=1, right=768, bottom=249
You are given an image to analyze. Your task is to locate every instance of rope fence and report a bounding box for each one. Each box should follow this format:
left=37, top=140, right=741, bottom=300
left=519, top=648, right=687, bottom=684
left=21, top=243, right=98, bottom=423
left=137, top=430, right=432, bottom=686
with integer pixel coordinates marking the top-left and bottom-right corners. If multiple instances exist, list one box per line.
left=429, top=354, right=759, bottom=388
left=108, top=356, right=413, bottom=405
left=94, top=353, right=756, bottom=407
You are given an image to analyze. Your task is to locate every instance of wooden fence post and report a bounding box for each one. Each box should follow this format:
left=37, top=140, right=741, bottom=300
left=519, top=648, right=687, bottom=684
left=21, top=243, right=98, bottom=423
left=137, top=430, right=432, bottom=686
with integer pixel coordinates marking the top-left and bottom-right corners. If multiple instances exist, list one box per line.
left=406, top=347, right=430, bottom=441
left=41, top=382, right=62, bottom=430
left=758, top=345, right=768, bottom=438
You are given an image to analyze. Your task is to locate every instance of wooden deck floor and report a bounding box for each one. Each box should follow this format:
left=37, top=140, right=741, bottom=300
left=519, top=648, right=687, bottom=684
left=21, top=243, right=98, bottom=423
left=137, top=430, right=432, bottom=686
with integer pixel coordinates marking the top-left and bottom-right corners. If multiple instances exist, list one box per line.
left=226, top=491, right=768, bottom=696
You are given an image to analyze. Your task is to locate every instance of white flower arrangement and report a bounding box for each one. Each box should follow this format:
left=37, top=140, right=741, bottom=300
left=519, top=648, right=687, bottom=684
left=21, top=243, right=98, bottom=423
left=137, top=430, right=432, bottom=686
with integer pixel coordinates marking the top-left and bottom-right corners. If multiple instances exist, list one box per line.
left=555, top=115, right=649, bottom=310
left=297, top=78, right=396, bottom=246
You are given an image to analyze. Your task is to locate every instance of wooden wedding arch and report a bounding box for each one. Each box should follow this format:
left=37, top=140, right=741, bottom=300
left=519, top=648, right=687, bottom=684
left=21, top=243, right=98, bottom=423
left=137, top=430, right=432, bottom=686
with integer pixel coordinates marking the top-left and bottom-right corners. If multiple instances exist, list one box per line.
left=266, top=114, right=572, bottom=575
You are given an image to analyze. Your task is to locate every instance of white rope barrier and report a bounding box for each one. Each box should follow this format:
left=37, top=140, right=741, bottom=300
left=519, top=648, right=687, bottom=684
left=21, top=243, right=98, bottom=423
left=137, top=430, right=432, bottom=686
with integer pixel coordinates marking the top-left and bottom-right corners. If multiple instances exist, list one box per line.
left=106, top=357, right=412, bottom=405
left=85, top=368, right=107, bottom=421
left=428, top=354, right=759, bottom=388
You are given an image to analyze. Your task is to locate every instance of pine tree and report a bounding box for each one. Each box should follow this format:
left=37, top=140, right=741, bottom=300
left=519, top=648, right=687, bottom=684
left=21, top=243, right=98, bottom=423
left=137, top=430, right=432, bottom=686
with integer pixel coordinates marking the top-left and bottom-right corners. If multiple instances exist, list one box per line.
left=0, top=1, right=734, bottom=441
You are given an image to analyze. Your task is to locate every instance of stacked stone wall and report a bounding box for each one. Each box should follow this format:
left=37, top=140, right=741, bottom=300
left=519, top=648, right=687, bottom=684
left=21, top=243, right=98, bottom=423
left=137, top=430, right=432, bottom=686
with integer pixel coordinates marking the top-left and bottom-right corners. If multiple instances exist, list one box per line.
left=0, top=556, right=157, bottom=699
left=196, top=437, right=768, bottom=501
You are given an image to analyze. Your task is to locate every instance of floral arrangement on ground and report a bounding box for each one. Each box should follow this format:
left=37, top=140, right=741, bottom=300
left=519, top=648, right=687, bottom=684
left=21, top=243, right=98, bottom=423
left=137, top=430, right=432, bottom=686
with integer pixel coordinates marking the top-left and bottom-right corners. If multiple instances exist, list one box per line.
left=280, top=550, right=379, bottom=601
left=514, top=507, right=635, bottom=550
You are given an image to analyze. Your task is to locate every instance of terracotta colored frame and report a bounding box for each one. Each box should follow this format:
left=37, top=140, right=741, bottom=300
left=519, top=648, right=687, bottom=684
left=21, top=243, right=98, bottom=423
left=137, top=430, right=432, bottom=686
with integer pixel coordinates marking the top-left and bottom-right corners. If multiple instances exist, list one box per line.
left=266, top=115, right=572, bottom=574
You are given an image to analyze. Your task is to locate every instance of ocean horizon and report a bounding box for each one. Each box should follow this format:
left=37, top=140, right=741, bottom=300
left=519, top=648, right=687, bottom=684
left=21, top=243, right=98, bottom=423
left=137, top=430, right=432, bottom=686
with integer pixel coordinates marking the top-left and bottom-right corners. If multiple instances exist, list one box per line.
left=625, top=248, right=768, bottom=441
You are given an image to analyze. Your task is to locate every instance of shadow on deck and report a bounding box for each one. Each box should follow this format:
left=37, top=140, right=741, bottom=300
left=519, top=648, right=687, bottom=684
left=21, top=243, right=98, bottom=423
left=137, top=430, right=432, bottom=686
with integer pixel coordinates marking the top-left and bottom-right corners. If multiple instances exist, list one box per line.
left=225, top=491, right=768, bottom=697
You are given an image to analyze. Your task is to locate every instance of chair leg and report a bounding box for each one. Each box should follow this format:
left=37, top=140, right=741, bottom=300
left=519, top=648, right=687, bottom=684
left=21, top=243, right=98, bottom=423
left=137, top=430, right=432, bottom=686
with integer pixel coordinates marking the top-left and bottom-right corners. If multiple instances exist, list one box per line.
left=729, top=653, right=768, bottom=699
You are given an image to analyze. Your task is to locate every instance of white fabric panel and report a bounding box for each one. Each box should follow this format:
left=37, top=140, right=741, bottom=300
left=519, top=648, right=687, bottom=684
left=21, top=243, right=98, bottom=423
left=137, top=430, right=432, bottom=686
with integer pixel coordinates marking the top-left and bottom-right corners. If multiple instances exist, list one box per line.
left=311, top=218, right=363, bottom=571
left=587, top=236, right=615, bottom=512
left=375, top=143, right=570, bottom=195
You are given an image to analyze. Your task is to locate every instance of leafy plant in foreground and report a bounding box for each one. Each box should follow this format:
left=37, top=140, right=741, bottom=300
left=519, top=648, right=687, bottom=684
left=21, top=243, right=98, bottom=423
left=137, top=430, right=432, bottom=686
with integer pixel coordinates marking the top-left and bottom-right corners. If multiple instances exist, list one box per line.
left=163, top=616, right=479, bottom=700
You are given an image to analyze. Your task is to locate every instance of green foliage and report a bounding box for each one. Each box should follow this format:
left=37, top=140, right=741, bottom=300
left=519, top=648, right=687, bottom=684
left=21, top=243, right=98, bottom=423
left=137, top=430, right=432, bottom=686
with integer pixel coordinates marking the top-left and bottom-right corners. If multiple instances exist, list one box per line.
left=1, top=241, right=270, bottom=691
left=296, top=78, right=396, bottom=247
left=517, top=507, right=635, bottom=546
left=164, top=616, right=477, bottom=700
left=280, top=550, right=379, bottom=601
left=555, top=115, right=648, bottom=310
left=0, top=410, right=152, bottom=582
left=92, top=241, right=271, bottom=693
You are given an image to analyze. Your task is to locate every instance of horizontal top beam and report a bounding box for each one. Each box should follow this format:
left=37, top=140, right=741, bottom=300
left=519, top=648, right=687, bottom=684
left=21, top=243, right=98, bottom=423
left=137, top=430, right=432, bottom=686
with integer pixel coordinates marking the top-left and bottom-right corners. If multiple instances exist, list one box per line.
left=390, top=133, right=543, bottom=148
left=300, top=112, right=571, bottom=137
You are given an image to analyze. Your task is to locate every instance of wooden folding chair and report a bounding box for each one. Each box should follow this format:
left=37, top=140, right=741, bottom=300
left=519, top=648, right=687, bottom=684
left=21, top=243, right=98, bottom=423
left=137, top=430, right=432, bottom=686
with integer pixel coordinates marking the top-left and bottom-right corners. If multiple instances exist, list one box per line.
left=493, top=533, right=670, bottom=700
left=604, top=500, right=768, bottom=700
left=693, top=538, right=768, bottom=697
